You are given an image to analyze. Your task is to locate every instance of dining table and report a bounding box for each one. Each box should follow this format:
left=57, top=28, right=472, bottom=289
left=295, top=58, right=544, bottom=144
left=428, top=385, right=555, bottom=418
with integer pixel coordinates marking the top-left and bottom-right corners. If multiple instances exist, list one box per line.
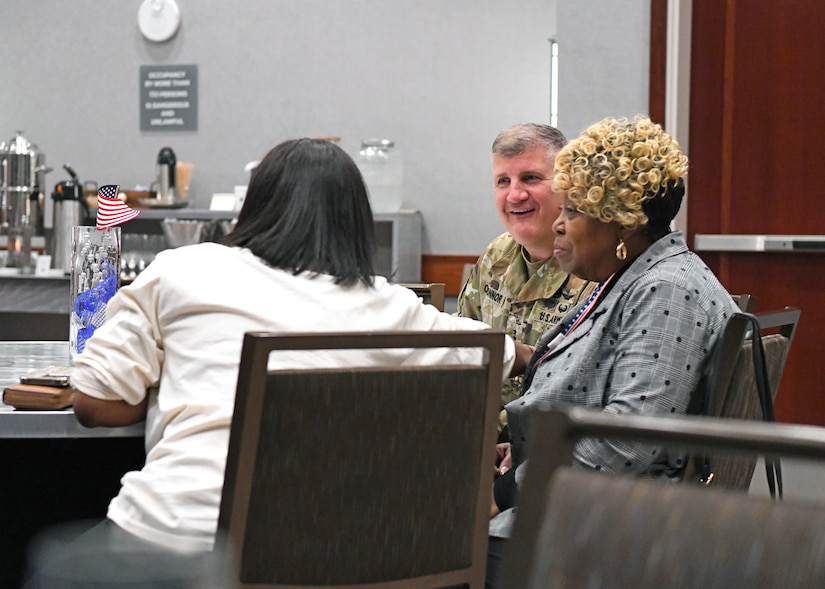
left=0, top=340, right=146, bottom=588
left=0, top=340, right=146, bottom=438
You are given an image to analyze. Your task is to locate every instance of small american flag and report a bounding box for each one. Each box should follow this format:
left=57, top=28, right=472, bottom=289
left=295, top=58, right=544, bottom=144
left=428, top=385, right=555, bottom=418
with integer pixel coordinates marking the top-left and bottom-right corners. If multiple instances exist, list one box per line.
left=96, top=184, right=140, bottom=229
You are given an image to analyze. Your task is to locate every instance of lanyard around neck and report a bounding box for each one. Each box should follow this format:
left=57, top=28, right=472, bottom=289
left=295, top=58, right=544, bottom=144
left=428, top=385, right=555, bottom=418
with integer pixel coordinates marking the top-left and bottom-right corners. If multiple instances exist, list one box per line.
left=531, top=273, right=616, bottom=370
left=562, top=273, right=615, bottom=336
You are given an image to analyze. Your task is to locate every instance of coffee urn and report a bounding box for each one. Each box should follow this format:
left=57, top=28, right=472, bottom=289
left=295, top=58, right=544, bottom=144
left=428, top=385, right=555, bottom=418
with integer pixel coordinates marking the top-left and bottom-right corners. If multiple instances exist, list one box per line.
left=0, top=131, right=50, bottom=271
left=156, top=146, right=177, bottom=202
left=51, top=165, right=89, bottom=274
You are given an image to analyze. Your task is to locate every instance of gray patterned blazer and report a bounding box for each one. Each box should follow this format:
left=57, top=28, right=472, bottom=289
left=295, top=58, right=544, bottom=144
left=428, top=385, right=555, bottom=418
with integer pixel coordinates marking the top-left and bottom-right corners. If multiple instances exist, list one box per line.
left=489, top=231, right=739, bottom=538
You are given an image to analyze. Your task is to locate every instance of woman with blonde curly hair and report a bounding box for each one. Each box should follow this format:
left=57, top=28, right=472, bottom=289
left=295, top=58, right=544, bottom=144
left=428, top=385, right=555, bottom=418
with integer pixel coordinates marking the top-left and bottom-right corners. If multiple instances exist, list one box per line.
left=485, top=116, right=738, bottom=588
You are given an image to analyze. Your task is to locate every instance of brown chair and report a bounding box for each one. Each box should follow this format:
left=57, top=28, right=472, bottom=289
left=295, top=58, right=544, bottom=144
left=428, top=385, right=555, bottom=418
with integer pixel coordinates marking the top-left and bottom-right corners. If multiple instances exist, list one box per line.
left=400, top=282, right=446, bottom=312
left=218, top=330, right=505, bottom=588
left=731, top=292, right=754, bottom=312
left=689, top=307, right=801, bottom=491
left=501, top=406, right=825, bottom=589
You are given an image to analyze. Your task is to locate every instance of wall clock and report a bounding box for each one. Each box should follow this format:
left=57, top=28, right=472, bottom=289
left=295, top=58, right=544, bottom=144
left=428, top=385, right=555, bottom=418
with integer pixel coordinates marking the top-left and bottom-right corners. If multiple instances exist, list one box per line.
left=138, top=0, right=181, bottom=43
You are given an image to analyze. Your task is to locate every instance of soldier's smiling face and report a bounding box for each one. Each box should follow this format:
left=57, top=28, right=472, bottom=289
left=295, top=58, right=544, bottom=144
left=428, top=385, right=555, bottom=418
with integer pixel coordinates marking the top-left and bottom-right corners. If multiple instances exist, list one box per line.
left=493, top=146, right=562, bottom=262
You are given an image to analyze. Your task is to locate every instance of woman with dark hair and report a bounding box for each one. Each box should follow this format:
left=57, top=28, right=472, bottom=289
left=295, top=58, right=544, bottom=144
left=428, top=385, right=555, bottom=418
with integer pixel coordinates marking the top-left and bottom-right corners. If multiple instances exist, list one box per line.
left=223, top=138, right=377, bottom=286
left=65, top=138, right=516, bottom=556
left=485, top=117, right=738, bottom=588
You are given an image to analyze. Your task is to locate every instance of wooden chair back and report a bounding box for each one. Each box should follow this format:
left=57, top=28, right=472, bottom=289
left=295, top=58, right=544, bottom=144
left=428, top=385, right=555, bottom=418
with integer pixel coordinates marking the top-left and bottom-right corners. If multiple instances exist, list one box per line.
left=689, top=307, right=801, bottom=490
left=218, top=330, right=505, bottom=588
left=501, top=406, right=825, bottom=589
left=400, top=282, right=446, bottom=312
left=731, top=292, right=754, bottom=312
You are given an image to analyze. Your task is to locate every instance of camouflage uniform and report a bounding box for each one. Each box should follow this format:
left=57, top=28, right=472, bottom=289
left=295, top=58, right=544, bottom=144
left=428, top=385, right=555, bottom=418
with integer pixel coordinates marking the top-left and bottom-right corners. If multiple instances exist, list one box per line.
left=457, top=232, right=595, bottom=430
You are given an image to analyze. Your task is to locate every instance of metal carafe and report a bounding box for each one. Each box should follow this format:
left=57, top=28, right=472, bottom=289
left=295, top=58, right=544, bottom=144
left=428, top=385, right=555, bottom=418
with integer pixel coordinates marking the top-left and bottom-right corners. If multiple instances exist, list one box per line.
left=51, top=165, right=89, bottom=274
left=1, top=131, right=50, bottom=271
left=156, top=146, right=177, bottom=202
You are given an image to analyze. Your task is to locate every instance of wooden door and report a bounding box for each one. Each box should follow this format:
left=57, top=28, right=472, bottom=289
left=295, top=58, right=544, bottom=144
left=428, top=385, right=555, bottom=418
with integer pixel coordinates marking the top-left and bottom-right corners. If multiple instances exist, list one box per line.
left=686, top=0, right=825, bottom=426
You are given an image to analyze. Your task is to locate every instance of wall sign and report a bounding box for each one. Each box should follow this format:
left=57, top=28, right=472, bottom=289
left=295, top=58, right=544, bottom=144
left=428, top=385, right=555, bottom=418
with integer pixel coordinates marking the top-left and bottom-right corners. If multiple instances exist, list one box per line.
left=140, top=64, right=198, bottom=131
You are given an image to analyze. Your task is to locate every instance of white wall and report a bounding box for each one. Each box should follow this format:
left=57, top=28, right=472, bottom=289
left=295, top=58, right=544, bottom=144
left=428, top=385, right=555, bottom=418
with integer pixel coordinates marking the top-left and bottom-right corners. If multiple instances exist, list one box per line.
left=556, top=0, right=651, bottom=140
left=1, top=1, right=649, bottom=255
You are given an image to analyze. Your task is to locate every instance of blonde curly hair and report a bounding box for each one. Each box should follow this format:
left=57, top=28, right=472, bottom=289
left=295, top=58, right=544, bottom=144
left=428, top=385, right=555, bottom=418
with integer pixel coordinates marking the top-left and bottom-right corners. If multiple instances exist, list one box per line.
left=553, top=116, right=689, bottom=232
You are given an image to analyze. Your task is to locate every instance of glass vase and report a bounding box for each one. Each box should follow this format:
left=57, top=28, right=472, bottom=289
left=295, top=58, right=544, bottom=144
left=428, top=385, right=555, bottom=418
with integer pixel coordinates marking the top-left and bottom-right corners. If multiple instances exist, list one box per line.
left=70, top=226, right=121, bottom=363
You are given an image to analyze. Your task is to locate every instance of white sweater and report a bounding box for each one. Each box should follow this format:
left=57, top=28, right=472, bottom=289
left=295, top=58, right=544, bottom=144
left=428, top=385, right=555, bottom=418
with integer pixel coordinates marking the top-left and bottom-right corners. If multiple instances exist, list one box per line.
left=72, top=243, right=513, bottom=551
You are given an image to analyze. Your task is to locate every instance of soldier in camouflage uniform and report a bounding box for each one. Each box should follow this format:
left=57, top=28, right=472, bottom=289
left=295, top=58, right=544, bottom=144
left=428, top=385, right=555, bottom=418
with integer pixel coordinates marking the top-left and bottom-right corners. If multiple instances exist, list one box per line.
left=457, top=124, right=594, bottom=437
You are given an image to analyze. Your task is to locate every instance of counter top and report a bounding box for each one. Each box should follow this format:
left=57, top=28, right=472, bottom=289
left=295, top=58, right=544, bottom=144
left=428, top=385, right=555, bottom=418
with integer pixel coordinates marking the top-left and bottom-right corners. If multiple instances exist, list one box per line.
left=128, top=207, right=236, bottom=221
left=0, top=267, right=67, bottom=280
left=0, top=341, right=144, bottom=439
left=127, top=207, right=419, bottom=222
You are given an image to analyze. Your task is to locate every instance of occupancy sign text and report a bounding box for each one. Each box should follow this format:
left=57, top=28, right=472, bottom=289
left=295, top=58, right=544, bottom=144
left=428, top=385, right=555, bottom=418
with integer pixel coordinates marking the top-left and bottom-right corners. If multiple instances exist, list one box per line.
left=140, top=65, right=198, bottom=131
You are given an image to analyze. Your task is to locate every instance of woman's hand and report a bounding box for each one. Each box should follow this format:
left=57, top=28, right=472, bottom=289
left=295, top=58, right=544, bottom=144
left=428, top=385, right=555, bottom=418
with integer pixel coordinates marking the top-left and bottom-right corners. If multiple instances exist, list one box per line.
left=491, top=443, right=513, bottom=518
left=490, top=490, right=501, bottom=519
left=495, top=442, right=512, bottom=476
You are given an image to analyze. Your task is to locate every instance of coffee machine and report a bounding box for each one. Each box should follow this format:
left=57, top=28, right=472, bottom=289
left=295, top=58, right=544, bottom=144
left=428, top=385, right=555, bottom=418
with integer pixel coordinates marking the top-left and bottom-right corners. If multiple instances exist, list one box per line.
left=1, top=131, right=50, bottom=271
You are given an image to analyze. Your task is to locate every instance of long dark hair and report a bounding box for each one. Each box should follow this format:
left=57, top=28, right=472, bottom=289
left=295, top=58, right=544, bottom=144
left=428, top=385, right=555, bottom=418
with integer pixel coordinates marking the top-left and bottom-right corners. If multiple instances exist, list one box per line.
left=221, top=138, right=375, bottom=286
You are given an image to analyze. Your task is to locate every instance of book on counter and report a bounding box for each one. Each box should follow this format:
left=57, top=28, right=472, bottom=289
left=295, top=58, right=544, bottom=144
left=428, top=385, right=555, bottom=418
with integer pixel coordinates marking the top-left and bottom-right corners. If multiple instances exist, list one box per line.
left=3, top=365, right=75, bottom=410
left=3, top=383, right=75, bottom=410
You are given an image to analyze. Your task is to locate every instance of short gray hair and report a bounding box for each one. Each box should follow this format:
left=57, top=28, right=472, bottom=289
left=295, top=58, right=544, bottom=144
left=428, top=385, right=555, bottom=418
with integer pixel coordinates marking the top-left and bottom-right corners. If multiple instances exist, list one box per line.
left=491, top=123, right=567, bottom=159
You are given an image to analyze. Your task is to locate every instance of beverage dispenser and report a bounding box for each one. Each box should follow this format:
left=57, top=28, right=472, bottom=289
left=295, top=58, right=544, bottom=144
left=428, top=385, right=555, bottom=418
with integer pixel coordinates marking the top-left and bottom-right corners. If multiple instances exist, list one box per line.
left=51, top=164, right=89, bottom=274
left=156, top=146, right=177, bottom=202
left=1, top=131, right=50, bottom=271
left=355, top=139, right=403, bottom=213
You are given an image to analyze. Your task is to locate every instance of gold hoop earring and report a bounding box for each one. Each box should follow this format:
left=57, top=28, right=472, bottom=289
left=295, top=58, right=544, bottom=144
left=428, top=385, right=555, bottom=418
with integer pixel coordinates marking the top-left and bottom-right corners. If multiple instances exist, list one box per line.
left=616, top=240, right=627, bottom=261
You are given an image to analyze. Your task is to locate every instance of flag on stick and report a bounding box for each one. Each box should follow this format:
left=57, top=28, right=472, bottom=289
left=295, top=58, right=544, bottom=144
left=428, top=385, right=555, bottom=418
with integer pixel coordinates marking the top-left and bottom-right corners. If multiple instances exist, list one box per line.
left=96, top=185, right=140, bottom=229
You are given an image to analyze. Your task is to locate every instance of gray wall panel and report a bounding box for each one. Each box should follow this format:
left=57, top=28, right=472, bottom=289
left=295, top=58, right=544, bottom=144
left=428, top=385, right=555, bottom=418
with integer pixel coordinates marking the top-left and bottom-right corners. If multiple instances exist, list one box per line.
left=1, top=1, right=648, bottom=255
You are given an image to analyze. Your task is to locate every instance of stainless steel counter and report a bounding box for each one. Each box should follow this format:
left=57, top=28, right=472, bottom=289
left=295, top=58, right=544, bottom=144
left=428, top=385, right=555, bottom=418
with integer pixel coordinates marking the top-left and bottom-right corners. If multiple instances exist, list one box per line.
left=0, top=341, right=144, bottom=439
left=0, top=273, right=70, bottom=313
